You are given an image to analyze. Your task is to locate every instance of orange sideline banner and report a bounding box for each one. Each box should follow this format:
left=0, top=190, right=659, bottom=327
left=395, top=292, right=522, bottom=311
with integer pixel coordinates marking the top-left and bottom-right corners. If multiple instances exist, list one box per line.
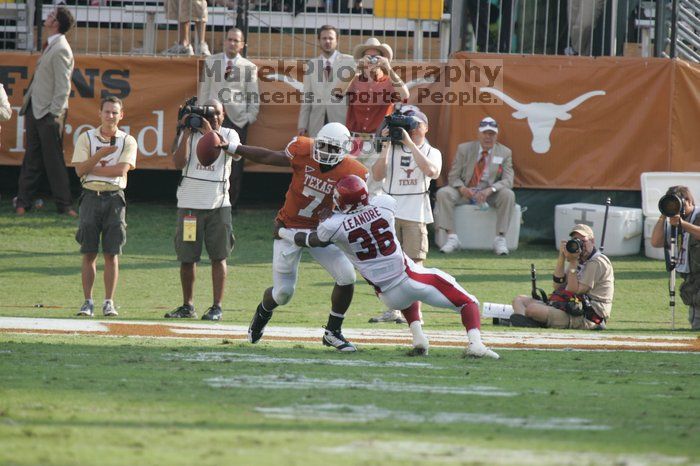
left=0, top=52, right=697, bottom=189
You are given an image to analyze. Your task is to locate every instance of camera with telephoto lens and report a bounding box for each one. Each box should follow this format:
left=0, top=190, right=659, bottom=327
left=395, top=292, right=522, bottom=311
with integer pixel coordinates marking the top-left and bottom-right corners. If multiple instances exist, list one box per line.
left=658, top=194, right=685, bottom=218
left=566, top=238, right=583, bottom=254
left=384, top=109, right=419, bottom=144
left=178, top=96, right=217, bottom=130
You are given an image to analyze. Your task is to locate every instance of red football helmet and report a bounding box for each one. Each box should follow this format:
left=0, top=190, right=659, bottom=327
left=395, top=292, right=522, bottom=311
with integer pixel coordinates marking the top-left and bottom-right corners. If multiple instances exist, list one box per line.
left=333, top=175, right=369, bottom=213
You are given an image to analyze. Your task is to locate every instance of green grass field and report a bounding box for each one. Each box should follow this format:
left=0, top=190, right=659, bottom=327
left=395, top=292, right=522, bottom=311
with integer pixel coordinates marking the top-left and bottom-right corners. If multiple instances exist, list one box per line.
left=1, top=202, right=699, bottom=465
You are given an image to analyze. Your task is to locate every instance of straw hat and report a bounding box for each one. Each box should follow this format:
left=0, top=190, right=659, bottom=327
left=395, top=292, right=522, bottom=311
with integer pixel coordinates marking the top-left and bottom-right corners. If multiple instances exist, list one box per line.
left=353, top=37, right=393, bottom=61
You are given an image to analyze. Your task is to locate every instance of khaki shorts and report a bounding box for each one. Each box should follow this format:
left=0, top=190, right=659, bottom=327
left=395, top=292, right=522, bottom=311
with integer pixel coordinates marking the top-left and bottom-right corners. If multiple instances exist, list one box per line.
left=75, top=190, right=126, bottom=255
left=545, top=306, right=598, bottom=330
left=166, top=0, right=208, bottom=22
left=395, top=218, right=428, bottom=261
left=174, top=207, right=234, bottom=263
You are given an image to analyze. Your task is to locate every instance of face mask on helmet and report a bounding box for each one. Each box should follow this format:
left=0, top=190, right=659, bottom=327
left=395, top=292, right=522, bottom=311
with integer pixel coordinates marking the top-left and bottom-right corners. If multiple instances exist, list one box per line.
left=313, top=140, right=344, bottom=165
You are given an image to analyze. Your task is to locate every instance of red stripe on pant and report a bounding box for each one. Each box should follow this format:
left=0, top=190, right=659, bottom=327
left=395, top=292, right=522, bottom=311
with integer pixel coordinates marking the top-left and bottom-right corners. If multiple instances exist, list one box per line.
left=404, top=260, right=480, bottom=330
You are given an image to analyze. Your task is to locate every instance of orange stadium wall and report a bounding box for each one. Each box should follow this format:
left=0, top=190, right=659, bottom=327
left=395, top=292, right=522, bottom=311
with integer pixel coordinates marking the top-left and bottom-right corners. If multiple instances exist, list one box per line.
left=0, top=52, right=697, bottom=190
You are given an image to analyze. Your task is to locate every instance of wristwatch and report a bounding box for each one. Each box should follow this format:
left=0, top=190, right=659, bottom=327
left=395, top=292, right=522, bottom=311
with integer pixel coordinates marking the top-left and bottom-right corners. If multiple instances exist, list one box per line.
left=491, top=186, right=497, bottom=193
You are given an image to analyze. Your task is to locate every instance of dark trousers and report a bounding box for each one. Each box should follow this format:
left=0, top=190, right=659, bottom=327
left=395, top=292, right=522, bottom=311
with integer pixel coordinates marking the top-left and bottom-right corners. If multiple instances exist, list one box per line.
left=467, top=0, right=514, bottom=53
left=223, top=115, right=247, bottom=209
left=17, top=105, right=73, bottom=212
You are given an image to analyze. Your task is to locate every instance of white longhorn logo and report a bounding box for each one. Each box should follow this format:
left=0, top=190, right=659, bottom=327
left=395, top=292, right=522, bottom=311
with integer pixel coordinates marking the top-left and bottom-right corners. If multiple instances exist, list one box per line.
left=480, top=87, right=606, bottom=154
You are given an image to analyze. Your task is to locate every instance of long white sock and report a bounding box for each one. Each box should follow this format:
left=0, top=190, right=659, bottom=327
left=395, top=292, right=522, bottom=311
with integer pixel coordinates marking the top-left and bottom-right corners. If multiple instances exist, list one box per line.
left=410, top=321, right=428, bottom=347
left=467, top=328, right=483, bottom=347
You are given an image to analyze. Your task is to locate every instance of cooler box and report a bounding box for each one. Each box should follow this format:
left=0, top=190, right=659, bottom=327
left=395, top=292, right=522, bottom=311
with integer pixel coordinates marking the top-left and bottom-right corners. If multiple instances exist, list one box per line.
left=640, top=172, right=700, bottom=259
left=452, top=204, right=521, bottom=251
left=554, top=203, right=642, bottom=256
left=643, top=216, right=665, bottom=260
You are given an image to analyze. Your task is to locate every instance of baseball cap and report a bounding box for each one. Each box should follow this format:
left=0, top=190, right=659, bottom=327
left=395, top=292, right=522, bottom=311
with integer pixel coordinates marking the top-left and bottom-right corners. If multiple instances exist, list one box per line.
left=478, top=117, right=498, bottom=133
left=400, top=105, right=428, bottom=125
left=570, top=224, right=594, bottom=239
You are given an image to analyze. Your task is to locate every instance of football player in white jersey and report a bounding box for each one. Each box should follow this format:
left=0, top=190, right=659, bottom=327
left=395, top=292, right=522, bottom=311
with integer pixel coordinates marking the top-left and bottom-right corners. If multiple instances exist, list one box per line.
left=278, top=175, right=499, bottom=359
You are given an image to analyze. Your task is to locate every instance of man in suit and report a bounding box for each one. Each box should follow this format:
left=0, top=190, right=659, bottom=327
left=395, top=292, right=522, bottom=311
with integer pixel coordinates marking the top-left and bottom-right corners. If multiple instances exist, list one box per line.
left=199, top=27, right=259, bottom=209
left=16, top=6, right=76, bottom=217
left=435, top=117, right=515, bottom=255
left=297, top=25, right=354, bottom=138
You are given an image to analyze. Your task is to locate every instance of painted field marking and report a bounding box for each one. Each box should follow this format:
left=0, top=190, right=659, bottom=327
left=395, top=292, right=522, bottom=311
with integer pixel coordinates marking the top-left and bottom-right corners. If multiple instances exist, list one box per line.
left=165, top=351, right=434, bottom=368
left=322, top=441, right=690, bottom=466
left=0, top=316, right=698, bottom=352
left=204, top=375, right=518, bottom=397
left=254, top=403, right=610, bottom=431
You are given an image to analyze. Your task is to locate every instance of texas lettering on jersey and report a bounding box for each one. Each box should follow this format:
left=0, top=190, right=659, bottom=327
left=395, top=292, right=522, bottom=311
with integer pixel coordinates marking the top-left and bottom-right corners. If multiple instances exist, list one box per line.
left=276, top=136, right=368, bottom=229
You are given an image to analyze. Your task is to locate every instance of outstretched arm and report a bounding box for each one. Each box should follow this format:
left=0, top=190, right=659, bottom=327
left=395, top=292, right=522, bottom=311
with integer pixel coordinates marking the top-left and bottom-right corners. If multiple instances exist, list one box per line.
left=235, top=145, right=291, bottom=167
left=278, top=228, right=331, bottom=248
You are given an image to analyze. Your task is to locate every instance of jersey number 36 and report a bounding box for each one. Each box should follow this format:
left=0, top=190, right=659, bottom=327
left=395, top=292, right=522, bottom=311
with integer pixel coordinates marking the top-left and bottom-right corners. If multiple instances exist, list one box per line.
left=348, top=218, right=397, bottom=261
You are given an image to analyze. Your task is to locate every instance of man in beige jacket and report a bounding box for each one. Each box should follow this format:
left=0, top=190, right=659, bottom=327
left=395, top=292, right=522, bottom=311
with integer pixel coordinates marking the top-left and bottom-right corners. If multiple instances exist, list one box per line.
left=297, top=25, right=354, bottom=138
left=435, top=117, right=516, bottom=255
left=16, top=6, right=76, bottom=216
left=199, top=27, right=259, bottom=209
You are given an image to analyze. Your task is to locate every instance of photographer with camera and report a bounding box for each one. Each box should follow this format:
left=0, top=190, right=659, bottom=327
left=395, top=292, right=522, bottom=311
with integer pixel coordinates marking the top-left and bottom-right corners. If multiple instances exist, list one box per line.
left=333, top=37, right=409, bottom=196
left=651, top=186, right=700, bottom=330
left=435, top=117, right=516, bottom=255
left=511, top=224, right=614, bottom=329
left=367, top=105, right=441, bottom=324
left=164, top=98, right=242, bottom=322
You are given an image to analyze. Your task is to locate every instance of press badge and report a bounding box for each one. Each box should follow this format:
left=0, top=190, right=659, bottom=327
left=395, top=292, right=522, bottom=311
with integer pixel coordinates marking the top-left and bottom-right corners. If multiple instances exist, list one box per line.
left=493, top=156, right=504, bottom=164
left=183, top=215, right=197, bottom=242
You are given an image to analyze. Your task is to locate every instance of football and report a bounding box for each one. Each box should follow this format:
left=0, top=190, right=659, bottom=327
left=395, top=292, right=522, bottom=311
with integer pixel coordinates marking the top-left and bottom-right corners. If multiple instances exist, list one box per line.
left=196, top=131, right=222, bottom=166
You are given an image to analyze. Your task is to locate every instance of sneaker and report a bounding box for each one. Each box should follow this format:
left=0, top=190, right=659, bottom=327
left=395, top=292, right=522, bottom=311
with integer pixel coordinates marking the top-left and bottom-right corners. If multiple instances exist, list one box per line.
left=465, top=343, right=500, bottom=360
left=196, top=41, right=211, bottom=56
left=163, top=43, right=194, bottom=55
left=248, top=307, right=272, bottom=344
left=440, top=233, right=461, bottom=254
left=102, top=301, right=118, bottom=317
left=164, top=305, right=196, bottom=319
left=493, top=235, right=509, bottom=256
left=322, top=328, right=357, bottom=352
left=202, top=304, right=222, bottom=321
left=368, top=309, right=406, bottom=324
left=76, top=300, right=94, bottom=317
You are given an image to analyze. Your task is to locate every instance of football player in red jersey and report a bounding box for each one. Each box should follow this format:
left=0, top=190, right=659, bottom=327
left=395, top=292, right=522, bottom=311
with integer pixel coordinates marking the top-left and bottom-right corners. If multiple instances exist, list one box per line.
left=279, top=175, right=500, bottom=359
left=234, top=122, right=368, bottom=351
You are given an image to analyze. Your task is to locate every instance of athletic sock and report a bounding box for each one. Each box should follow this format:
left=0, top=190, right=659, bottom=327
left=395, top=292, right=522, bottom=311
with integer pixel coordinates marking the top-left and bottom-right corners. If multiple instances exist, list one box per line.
left=401, top=302, right=422, bottom=324
left=467, top=328, right=483, bottom=347
left=86, top=298, right=94, bottom=305
left=103, top=299, right=113, bottom=306
left=409, top=321, right=428, bottom=348
left=326, top=311, right=345, bottom=332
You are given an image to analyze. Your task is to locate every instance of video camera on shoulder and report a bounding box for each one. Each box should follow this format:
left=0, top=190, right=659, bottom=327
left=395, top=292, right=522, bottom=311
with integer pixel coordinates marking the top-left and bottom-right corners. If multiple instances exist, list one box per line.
left=384, top=109, right=418, bottom=144
left=178, top=96, right=217, bottom=131
left=658, top=193, right=685, bottom=218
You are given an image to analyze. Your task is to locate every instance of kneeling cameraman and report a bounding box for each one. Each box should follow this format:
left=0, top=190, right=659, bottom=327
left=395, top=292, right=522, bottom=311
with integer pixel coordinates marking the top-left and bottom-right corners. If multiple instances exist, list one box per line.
left=511, top=224, right=614, bottom=329
left=651, top=186, right=700, bottom=330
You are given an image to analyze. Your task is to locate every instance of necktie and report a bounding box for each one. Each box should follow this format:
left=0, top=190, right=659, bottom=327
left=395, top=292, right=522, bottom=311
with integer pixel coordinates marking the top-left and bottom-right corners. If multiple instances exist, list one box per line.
left=324, top=61, right=331, bottom=81
left=468, top=150, right=489, bottom=188
left=41, top=41, right=48, bottom=52
left=225, top=60, right=233, bottom=80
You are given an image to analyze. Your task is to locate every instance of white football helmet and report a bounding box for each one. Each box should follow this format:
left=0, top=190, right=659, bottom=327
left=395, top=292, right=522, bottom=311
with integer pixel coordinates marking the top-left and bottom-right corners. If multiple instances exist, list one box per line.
left=313, top=122, right=351, bottom=166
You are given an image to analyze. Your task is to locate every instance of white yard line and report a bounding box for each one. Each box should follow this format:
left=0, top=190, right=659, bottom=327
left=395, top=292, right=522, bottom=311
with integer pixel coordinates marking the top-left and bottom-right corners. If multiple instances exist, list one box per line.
left=0, top=316, right=698, bottom=352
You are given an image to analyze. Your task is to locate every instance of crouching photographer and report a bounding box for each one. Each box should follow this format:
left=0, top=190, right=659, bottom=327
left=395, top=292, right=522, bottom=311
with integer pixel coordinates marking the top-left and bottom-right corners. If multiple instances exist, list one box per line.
left=511, top=224, right=614, bottom=329
left=651, top=186, right=700, bottom=330
left=165, top=98, right=242, bottom=322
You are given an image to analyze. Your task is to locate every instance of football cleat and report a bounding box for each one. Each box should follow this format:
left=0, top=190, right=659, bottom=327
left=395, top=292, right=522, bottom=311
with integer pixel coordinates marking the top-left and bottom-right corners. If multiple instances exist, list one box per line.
left=248, top=307, right=272, bottom=344
left=322, top=328, right=357, bottom=352
left=465, top=343, right=500, bottom=360
left=406, top=345, right=429, bottom=357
